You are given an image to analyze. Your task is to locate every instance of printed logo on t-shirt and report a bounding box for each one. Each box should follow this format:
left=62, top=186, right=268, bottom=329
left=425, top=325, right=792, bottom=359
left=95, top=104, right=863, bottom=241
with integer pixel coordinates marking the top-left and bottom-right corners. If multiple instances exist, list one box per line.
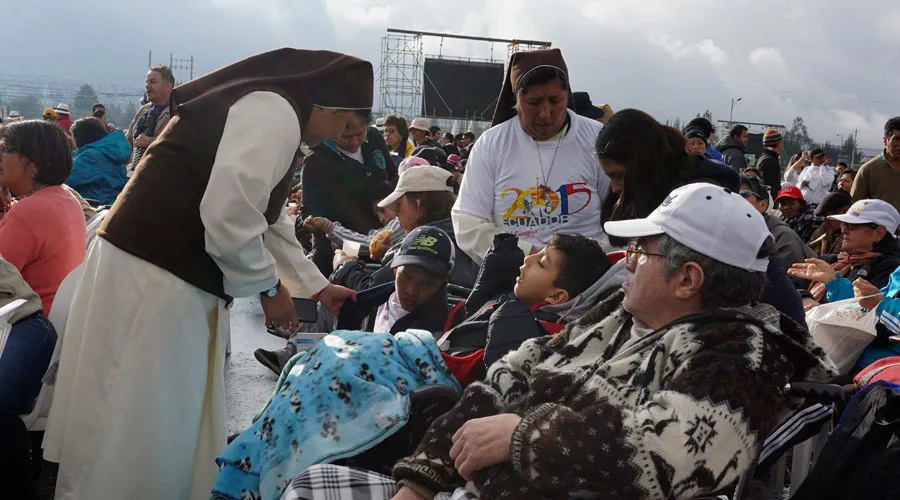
left=500, top=182, right=593, bottom=239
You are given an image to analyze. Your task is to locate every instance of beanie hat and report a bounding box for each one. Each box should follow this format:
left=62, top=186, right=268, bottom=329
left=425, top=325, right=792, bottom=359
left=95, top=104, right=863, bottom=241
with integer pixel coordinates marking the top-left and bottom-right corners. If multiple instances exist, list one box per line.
left=763, top=129, right=783, bottom=144
left=686, top=117, right=714, bottom=137
left=684, top=127, right=708, bottom=144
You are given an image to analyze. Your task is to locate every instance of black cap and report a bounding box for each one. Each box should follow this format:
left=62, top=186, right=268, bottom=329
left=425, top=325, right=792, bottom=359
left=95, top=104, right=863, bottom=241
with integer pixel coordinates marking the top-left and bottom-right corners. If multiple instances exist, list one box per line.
left=572, top=92, right=606, bottom=120
left=815, top=191, right=852, bottom=216
left=391, top=226, right=455, bottom=277
left=811, top=148, right=826, bottom=158
left=686, top=117, right=714, bottom=137
left=412, top=145, right=450, bottom=170
left=684, top=127, right=708, bottom=143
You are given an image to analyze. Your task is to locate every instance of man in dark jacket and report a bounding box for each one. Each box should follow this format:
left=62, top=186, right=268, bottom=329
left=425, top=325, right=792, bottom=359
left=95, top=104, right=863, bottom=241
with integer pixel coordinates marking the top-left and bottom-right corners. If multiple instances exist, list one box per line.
left=758, top=129, right=785, bottom=200
left=717, top=124, right=749, bottom=172
left=301, top=115, right=397, bottom=275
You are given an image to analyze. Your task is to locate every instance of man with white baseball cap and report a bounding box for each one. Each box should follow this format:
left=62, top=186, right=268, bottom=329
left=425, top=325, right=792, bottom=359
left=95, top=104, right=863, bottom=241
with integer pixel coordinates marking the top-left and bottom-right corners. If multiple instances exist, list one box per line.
left=356, top=182, right=832, bottom=500
left=409, top=117, right=439, bottom=147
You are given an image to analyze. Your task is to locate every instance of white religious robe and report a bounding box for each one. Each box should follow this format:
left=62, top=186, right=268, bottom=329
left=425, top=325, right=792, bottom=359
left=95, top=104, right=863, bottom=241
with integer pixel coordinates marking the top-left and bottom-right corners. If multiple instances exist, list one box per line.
left=43, top=91, right=328, bottom=500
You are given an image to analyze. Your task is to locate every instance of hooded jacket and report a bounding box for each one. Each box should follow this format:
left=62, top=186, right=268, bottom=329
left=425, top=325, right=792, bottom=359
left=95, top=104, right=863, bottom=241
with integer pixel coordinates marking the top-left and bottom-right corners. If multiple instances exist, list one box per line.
left=394, top=291, right=836, bottom=500
left=765, top=212, right=817, bottom=269
left=68, top=131, right=130, bottom=206
left=716, top=136, right=748, bottom=172
left=757, top=148, right=783, bottom=200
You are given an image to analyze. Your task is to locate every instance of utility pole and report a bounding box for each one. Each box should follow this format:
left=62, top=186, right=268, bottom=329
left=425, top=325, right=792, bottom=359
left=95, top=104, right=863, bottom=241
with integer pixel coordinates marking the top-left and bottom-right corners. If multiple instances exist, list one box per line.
left=851, top=128, right=859, bottom=167
left=729, top=97, right=742, bottom=124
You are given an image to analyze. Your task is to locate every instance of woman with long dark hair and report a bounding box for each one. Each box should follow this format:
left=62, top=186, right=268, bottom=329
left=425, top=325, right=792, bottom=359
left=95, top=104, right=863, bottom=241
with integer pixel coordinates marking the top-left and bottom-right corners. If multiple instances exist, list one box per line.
left=595, top=108, right=808, bottom=326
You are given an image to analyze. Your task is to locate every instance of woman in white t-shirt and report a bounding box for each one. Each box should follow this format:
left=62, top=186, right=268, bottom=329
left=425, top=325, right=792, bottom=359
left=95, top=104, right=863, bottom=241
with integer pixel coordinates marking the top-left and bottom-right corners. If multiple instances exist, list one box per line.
left=452, top=49, right=610, bottom=265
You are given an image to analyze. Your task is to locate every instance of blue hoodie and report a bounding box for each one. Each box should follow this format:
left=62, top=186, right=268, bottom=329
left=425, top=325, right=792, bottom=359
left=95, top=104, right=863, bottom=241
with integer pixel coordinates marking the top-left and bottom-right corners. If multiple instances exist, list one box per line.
left=68, top=130, right=130, bottom=206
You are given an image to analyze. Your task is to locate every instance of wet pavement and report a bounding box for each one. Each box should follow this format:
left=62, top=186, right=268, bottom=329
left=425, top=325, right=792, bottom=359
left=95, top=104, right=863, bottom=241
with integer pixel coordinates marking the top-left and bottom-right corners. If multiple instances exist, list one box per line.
left=38, top=297, right=282, bottom=499
left=225, top=297, right=283, bottom=434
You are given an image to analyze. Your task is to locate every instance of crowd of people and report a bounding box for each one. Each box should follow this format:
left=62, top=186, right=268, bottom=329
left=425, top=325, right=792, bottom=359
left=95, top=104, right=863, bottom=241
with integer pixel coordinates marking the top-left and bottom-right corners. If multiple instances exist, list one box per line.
left=1, top=45, right=900, bottom=500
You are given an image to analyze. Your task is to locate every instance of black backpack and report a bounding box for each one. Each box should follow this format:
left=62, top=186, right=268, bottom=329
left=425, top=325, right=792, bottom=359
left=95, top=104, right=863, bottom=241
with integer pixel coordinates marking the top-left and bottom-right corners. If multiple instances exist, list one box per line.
left=792, top=381, right=900, bottom=500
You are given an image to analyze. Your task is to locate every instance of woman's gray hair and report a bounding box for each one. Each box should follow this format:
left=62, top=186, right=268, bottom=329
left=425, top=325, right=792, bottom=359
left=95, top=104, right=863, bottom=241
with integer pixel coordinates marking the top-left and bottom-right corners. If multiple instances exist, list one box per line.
left=656, top=234, right=771, bottom=309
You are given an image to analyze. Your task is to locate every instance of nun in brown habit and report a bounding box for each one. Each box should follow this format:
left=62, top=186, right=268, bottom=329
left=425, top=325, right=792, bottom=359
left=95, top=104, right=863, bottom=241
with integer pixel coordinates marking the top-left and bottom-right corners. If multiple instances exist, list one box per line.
left=453, top=48, right=612, bottom=265
left=44, top=48, right=374, bottom=500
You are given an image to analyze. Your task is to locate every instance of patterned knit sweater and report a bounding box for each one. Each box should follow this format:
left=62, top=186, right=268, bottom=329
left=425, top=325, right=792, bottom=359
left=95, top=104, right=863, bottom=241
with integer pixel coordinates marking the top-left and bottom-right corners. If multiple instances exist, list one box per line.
left=393, top=291, right=836, bottom=500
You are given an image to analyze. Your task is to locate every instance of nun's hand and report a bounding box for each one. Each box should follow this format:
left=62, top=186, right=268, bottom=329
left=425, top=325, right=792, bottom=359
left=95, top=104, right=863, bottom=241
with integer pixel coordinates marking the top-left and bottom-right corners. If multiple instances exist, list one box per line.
left=317, top=284, right=356, bottom=316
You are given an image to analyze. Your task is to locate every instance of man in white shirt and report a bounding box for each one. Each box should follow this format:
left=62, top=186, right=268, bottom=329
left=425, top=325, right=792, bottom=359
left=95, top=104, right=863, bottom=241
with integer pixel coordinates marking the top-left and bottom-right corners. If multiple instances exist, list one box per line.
left=797, top=148, right=835, bottom=207
left=452, top=49, right=610, bottom=265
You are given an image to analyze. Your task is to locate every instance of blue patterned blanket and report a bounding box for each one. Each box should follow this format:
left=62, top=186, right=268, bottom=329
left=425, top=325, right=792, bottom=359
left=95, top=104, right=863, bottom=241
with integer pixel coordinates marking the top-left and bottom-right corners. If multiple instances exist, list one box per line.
left=211, top=330, right=460, bottom=500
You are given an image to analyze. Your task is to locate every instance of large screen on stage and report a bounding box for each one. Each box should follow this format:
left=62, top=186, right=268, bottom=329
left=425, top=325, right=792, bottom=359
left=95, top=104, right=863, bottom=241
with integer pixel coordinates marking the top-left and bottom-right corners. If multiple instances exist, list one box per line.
left=422, top=58, right=504, bottom=120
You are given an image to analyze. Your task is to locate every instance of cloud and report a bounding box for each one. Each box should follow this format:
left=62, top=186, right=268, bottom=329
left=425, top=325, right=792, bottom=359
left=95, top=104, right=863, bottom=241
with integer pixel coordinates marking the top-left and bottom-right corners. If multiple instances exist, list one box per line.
left=876, top=9, right=900, bottom=45
left=3, top=1, right=897, bottom=149
left=748, top=46, right=790, bottom=79
left=324, top=0, right=394, bottom=29
left=650, top=36, right=729, bottom=66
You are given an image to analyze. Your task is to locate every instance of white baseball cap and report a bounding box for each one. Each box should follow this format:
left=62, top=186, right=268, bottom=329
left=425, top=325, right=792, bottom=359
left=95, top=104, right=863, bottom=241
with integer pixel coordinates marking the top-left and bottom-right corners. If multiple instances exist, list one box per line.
left=828, top=199, right=900, bottom=234
left=409, top=117, right=431, bottom=132
left=378, top=165, right=453, bottom=208
left=604, top=182, right=771, bottom=272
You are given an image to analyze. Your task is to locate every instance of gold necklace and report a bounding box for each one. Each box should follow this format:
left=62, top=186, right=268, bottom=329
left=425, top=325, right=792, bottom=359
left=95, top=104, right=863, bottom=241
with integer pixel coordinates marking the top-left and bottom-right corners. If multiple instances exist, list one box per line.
left=15, top=184, right=46, bottom=199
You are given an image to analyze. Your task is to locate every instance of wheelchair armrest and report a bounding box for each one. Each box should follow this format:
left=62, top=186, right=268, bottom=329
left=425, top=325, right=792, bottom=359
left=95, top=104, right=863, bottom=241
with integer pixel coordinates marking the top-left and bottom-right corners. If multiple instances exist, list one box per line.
left=785, top=382, right=848, bottom=404
left=447, top=284, right=473, bottom=298
left=410, top=384, right=461, bottom=406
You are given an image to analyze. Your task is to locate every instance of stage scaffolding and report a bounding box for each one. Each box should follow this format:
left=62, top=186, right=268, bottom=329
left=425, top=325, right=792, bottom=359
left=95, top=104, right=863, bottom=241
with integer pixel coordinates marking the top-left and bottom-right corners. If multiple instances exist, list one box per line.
left=379, top=29, right=551, bottom=121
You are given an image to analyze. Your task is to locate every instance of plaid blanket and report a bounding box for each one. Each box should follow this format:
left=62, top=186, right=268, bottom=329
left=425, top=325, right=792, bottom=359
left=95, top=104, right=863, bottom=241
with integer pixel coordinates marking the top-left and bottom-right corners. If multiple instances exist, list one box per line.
left=280, top=465, right=479, bottom=500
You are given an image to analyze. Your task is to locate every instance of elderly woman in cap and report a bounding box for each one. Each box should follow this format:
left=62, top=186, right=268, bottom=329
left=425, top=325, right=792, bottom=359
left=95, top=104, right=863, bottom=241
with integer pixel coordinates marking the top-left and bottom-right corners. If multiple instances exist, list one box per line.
left=790, top=199, right=900, bottom=368
left=43, top=48, right=371, bottom=500
left=452, top=49, right=611, bottom=265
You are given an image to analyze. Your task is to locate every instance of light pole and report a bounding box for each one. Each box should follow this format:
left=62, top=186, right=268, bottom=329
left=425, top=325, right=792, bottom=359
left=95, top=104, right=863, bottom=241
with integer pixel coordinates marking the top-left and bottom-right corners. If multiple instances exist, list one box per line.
left=729, top=97, right=742, bottom=123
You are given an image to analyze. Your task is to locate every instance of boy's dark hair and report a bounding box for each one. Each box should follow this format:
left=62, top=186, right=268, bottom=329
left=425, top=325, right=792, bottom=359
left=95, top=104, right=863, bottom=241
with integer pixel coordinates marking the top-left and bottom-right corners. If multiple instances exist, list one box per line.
left=150, top=65, right=176, bottom=85
left=842, top=168, right=858, bottom=178
left=549, top=233, right=612, bottom=299
left=463, top=131, right=475, bottom=141
left=885, top=117, right=900, bottom=138
left=71, top=117, right=109, bottom=148
left=729, top=124, right=748, bottom=138
left=0, top=120, right=73, bottom=185
left=837, top=161, right=848, bottom=168
left=443, top=132, right=455, bottom=142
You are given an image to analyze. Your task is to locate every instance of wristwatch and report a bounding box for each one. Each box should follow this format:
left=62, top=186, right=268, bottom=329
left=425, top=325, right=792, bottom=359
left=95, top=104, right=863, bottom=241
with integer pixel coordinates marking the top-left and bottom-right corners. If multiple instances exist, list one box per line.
left=261, top=279, right=281, bottom=298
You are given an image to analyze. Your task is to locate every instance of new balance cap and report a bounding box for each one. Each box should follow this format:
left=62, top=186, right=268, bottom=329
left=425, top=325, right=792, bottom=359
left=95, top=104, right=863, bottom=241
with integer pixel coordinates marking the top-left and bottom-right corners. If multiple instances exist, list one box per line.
left=604, top=182, right=771, bottom=272
left=391, top=226, right=456, bottom=277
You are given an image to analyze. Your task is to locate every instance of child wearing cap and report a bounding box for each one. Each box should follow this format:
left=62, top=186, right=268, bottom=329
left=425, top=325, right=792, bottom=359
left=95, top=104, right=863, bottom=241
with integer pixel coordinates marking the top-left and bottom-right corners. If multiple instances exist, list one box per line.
left=335, top=226, right=456, bottom=336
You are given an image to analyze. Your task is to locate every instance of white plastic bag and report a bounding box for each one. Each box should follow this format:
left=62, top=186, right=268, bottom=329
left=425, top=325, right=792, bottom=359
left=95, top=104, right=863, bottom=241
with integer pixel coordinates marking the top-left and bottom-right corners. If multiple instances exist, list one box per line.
left=806, top=295, right=880, bottom=374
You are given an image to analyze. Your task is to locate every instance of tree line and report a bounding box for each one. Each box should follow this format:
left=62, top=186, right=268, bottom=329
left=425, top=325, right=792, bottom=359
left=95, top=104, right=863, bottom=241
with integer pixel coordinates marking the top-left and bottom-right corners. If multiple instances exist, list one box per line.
left=1, top=84, right=139, bottom=130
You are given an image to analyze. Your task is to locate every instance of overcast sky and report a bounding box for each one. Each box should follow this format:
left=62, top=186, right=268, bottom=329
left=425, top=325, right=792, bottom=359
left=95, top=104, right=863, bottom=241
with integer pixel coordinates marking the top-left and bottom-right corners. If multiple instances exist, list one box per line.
left=4, top=0, right=896, bottom=149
